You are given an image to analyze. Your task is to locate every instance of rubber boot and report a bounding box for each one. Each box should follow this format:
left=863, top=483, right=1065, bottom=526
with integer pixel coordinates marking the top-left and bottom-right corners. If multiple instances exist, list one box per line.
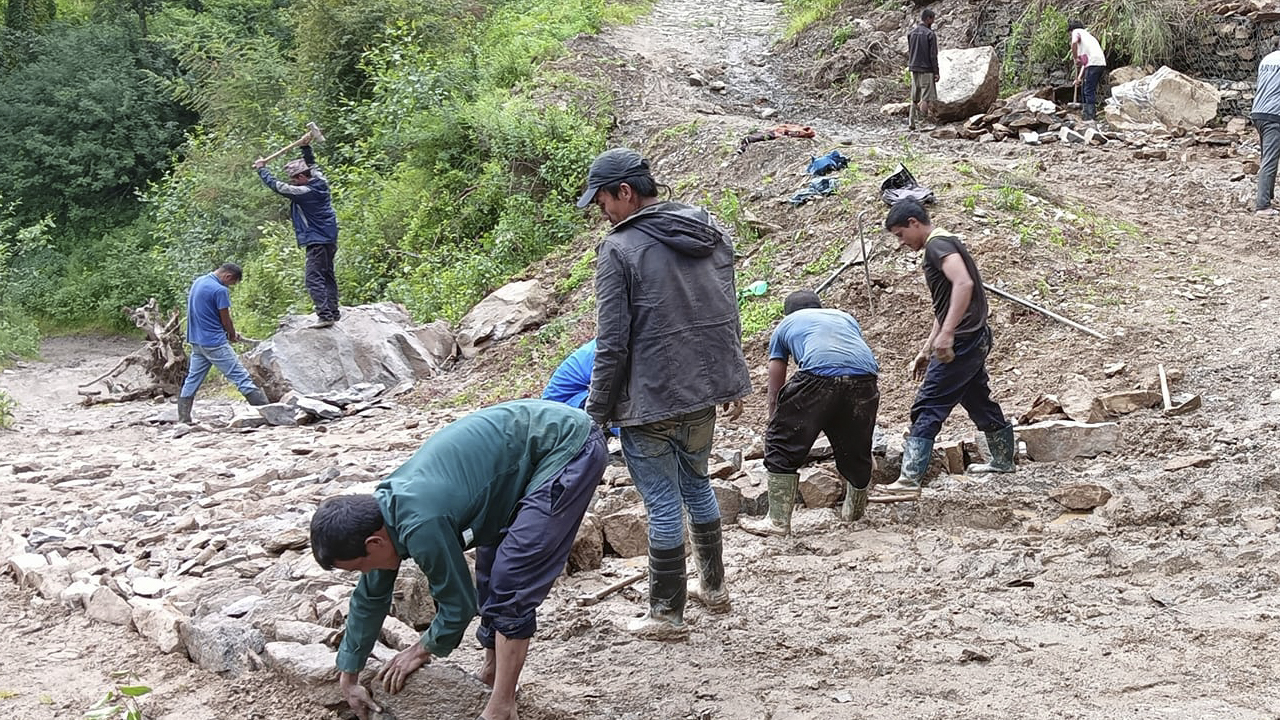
left=878, top=437, right=933, bottom=498
left=628, top=544, right=689, bottom=640
left=687, top=520, right=730, bottom=613
left=740, top=471, right=798, bottom=537
left=176, top=396, right=194, bottom=424
left=244, top=389, right=269, bottom=406
left=967, top=424, right=1016, bottom=474
left=840, top=482, right=868, bottom=522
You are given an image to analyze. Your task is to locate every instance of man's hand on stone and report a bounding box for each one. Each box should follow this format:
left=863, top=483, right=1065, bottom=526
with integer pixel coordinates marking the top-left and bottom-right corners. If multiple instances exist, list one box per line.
left=376, top=643, right=432, bottom=694
left=339, top=671, right=383, bottom=720
left=721, top=399, right=744, bottom=421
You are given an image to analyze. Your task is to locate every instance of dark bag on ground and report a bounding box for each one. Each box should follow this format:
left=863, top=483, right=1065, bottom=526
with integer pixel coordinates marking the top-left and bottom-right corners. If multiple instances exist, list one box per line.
left=880, top=164, right=935, bottom=205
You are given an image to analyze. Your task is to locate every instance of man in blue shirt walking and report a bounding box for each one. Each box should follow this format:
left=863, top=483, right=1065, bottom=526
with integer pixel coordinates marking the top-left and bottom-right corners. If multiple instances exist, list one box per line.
left=743, top=291, right=880, bottom=536
left=176, top=263, right=268, bottom=424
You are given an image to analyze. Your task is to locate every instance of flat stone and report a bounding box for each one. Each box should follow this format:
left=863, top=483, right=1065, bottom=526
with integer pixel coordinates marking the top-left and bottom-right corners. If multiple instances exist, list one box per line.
left=275, top=620, right=338, bottom=645
left=131, top=577, right=171, bottom=598
left=568, top=513, right=604, bottom=573
left=1095, top=390, right=1161, bottom=417
left=264, top=527, right=309, bottom=554
left=601, top=506, right=648, bottom=558
left=27, top=526, right=69, bottom=549
left=295, top=397, right=342, bottom=420
left=229, top=412, right=268, bottom=429
left=258, top=403, right=300, bottom=426
left=1164, top=455, right=1216, bottom=472
left=798, top=467, right=843, bottom=508
left=363, top=662, right=488, bottom=719
left=264, top=641, right=338, bottom=684
left=1016, top=420, right=1119, bottom=461
left=132, top=600, right=186, bottom=654
left=180, top=615, right=265, bottom=675
left=710, top=480, right=741, bottom=525
left=60, top=580, right=98, bottom=609
left=378, top=615, right=420, bottom=651
left=1049, top=483, right=1113, bottom=511
left=86, top=587, right=134, bottom=627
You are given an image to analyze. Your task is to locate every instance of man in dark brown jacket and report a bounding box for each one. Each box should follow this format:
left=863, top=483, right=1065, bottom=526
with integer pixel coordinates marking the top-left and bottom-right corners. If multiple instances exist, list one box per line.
left=907, top=8, right=940, bottom=131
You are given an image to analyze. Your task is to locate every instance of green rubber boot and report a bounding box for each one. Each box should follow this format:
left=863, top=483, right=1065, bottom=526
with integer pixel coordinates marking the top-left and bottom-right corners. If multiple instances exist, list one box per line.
left=741, top=471, right=798, bottom=537
left=840, top=482, right=868, bottom=522
left=879, top=437, right=933, bottom=498
left=967, top=424, right=1016, bottom=473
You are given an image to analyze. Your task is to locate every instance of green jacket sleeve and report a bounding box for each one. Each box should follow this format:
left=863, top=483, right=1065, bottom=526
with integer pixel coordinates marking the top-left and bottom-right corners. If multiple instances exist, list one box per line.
left=404, top=518, right=478, bottom=657
left=335, top=568, right=397, bottom=673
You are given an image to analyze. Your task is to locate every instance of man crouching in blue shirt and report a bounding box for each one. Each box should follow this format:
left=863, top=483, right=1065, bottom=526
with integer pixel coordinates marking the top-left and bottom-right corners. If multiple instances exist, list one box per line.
left=309, top=400, right=607, bottom=720
left=742, top=291, right=880, bottom=537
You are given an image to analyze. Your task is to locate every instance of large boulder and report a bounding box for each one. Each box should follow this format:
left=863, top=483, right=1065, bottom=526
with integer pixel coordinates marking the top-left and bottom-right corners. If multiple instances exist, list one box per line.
left=455, top=280, right=549, bottom=358
left=934, top=46, right=1001, bottom=122
left=1106, top=66, right=1220, bottom=130
left=244, top=303, right=455, bottom=398
left=1017, top=420, right=1120, bottom=462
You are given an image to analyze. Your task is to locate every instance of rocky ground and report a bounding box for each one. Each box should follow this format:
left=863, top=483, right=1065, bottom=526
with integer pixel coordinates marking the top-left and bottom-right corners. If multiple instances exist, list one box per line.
left=5, top=0, right=1280, bottom=718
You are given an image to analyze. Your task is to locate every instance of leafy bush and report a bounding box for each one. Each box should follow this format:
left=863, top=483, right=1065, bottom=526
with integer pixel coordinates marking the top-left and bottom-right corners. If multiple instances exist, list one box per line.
left=0, top=388, right=15, bottom=429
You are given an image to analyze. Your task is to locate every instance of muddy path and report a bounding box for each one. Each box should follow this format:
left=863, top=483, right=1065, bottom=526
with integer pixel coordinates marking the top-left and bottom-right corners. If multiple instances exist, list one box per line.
left=4, top=1, right=1280, bottom=719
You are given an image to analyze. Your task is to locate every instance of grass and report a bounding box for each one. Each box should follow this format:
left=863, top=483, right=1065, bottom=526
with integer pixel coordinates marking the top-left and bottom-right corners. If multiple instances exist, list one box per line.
left=781, top=0, right=845, bottom=38
left=740, top=298, right=785, bottom=337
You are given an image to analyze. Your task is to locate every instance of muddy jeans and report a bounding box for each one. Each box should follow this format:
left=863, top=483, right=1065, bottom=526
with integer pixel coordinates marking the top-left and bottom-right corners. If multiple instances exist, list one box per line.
left=620, top=406, right=719, bottom=551
left=765, top=373, right=879, bottom=489
left=908, top=327, right=1007, bottom=440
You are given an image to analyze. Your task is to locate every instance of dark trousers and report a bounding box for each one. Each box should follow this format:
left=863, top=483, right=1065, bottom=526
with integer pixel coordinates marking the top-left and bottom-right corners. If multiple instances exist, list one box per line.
left=1081, top=65, right=1105, bottom=106
left=765, top=372, right=880, bottom=490
left=1257, top=118, right=1280, bottom=210
left=908, top=328, right=1007, bottom=440
left=304, top=243, right=340, bottom=320
left=474, top=427, right=607, bottom=648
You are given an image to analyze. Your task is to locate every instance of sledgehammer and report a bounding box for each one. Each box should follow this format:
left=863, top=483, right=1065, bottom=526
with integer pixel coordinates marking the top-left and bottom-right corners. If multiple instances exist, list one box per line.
left=257, top=121, right=326, bottom=165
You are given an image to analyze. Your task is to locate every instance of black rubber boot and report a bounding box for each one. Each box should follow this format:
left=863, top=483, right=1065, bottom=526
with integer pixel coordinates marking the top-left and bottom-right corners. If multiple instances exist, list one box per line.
left=628, top=543, right=688, bottom=640
left=244, top=389, right=269, bottom=406
left=687, top=520, right=729, bottom=613
left=176, top=396, right=194, bottom=424
left=967, top=424, right=1016, bottom=473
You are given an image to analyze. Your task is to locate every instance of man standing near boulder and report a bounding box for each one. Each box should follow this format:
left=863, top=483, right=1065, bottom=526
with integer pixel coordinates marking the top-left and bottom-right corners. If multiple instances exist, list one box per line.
left=742, top=291, right=880, bottom=537
left=176, top=262, right=268, bottom=424
left=907, top=8, right=940, bottom=131
left=1069, top=20, right=1108, bottom=122
left=578, top=147, right=752, bottom=639
left=309, top=400, right=607, bottom=720
left=880, top=201, right=1014, bottom=497
left=1251, top=46, right=1280, bottom=216
left=254, top=140, right=341, bottom=328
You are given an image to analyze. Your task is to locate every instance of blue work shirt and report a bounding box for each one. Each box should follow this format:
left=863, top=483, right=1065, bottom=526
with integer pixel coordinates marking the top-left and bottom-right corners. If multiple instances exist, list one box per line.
left=186, top=273, right=230, bottom=346
left=543, top=340, right=597, bottom=409
left=768, top=308, right=879, bottom=377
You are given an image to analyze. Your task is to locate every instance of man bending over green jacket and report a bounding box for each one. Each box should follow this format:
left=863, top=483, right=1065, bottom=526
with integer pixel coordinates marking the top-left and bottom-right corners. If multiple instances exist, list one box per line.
left=310, top=400, right=607, bottom=720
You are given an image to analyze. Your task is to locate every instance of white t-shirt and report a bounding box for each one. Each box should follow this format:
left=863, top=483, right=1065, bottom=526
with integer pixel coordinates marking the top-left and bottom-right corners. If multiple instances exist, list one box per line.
left=1072, top=28, right=1107, bottom=67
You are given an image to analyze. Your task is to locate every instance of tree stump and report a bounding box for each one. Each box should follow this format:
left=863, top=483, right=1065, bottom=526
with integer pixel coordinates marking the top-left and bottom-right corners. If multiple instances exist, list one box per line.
left=79, top=298, right=188, bottom=405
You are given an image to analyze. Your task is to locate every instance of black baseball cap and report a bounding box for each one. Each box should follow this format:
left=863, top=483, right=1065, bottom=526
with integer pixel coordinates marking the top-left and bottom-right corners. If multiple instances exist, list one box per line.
left=575, top=148, right=650, bottom=208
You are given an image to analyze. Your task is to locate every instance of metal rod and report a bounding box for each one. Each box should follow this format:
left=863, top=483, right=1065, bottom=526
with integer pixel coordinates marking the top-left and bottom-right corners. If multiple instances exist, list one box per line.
left=856, top=209, right=874, bottom=314
left=982, top=283, right=1105, bottom=340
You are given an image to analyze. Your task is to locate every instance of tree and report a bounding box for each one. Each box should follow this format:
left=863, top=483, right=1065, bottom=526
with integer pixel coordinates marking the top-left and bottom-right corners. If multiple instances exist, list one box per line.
left=4, top=0, right=56, bottom=32
left=0, top=23, right=195, bottom=227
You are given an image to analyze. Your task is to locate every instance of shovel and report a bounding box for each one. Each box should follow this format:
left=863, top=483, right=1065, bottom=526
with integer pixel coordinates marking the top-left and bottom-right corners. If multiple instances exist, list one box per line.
left=1158, top=364, right=1202, bottom=416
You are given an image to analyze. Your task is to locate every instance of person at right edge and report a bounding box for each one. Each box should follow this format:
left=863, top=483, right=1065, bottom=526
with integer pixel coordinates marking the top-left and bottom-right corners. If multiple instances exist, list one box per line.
left=881, top=200, right=1015, bottom=498
left=577, top=147, right=752, bottom=640
left=1068, top=19, right=1107, bottom=122
left=1251, top=44, right=1280, bottom=217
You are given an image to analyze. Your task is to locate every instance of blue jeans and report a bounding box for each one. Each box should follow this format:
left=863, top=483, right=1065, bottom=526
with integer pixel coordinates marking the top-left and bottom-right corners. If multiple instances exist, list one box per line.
left=908, top=328, right=1007, bottom=440
left=180, top=342, right=260, bottom=398
left=1081, top=65, right=1105, bottom=106
left=620, top=406, right=720, bottom=551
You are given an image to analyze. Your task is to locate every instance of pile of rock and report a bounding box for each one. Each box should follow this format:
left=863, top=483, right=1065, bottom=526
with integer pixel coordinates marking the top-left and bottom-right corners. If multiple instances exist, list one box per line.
left=932, top=93, right=1073, bottom=144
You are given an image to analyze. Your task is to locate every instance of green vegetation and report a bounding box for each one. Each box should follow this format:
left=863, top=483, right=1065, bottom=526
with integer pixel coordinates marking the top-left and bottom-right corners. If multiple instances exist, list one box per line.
left=81, top=675, right=151, bottom=720
left=780, top=0, right=844, bottom=38
left=803, top=239, right=843, bottom=276
left=0, top=0, right=646, bottom=343
left=557, top=248, right=597, bottom=295
left=0, top=389, right=15, bottom=429
left=739, top=298, right=784, bottom=337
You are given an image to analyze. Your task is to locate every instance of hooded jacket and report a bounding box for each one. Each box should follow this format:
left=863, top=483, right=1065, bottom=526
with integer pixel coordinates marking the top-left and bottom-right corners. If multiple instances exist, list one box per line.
left=257, top=145, right=339, bottom=247
left=588, top=201, right=752, bottom=427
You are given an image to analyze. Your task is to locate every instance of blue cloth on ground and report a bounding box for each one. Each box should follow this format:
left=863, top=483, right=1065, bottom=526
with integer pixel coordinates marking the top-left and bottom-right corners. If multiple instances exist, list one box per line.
left=768, top=308, right=879, bottom=377
left=788, top=177, right=839, bottom=206
left=806, top=150, right=850, bottom=176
